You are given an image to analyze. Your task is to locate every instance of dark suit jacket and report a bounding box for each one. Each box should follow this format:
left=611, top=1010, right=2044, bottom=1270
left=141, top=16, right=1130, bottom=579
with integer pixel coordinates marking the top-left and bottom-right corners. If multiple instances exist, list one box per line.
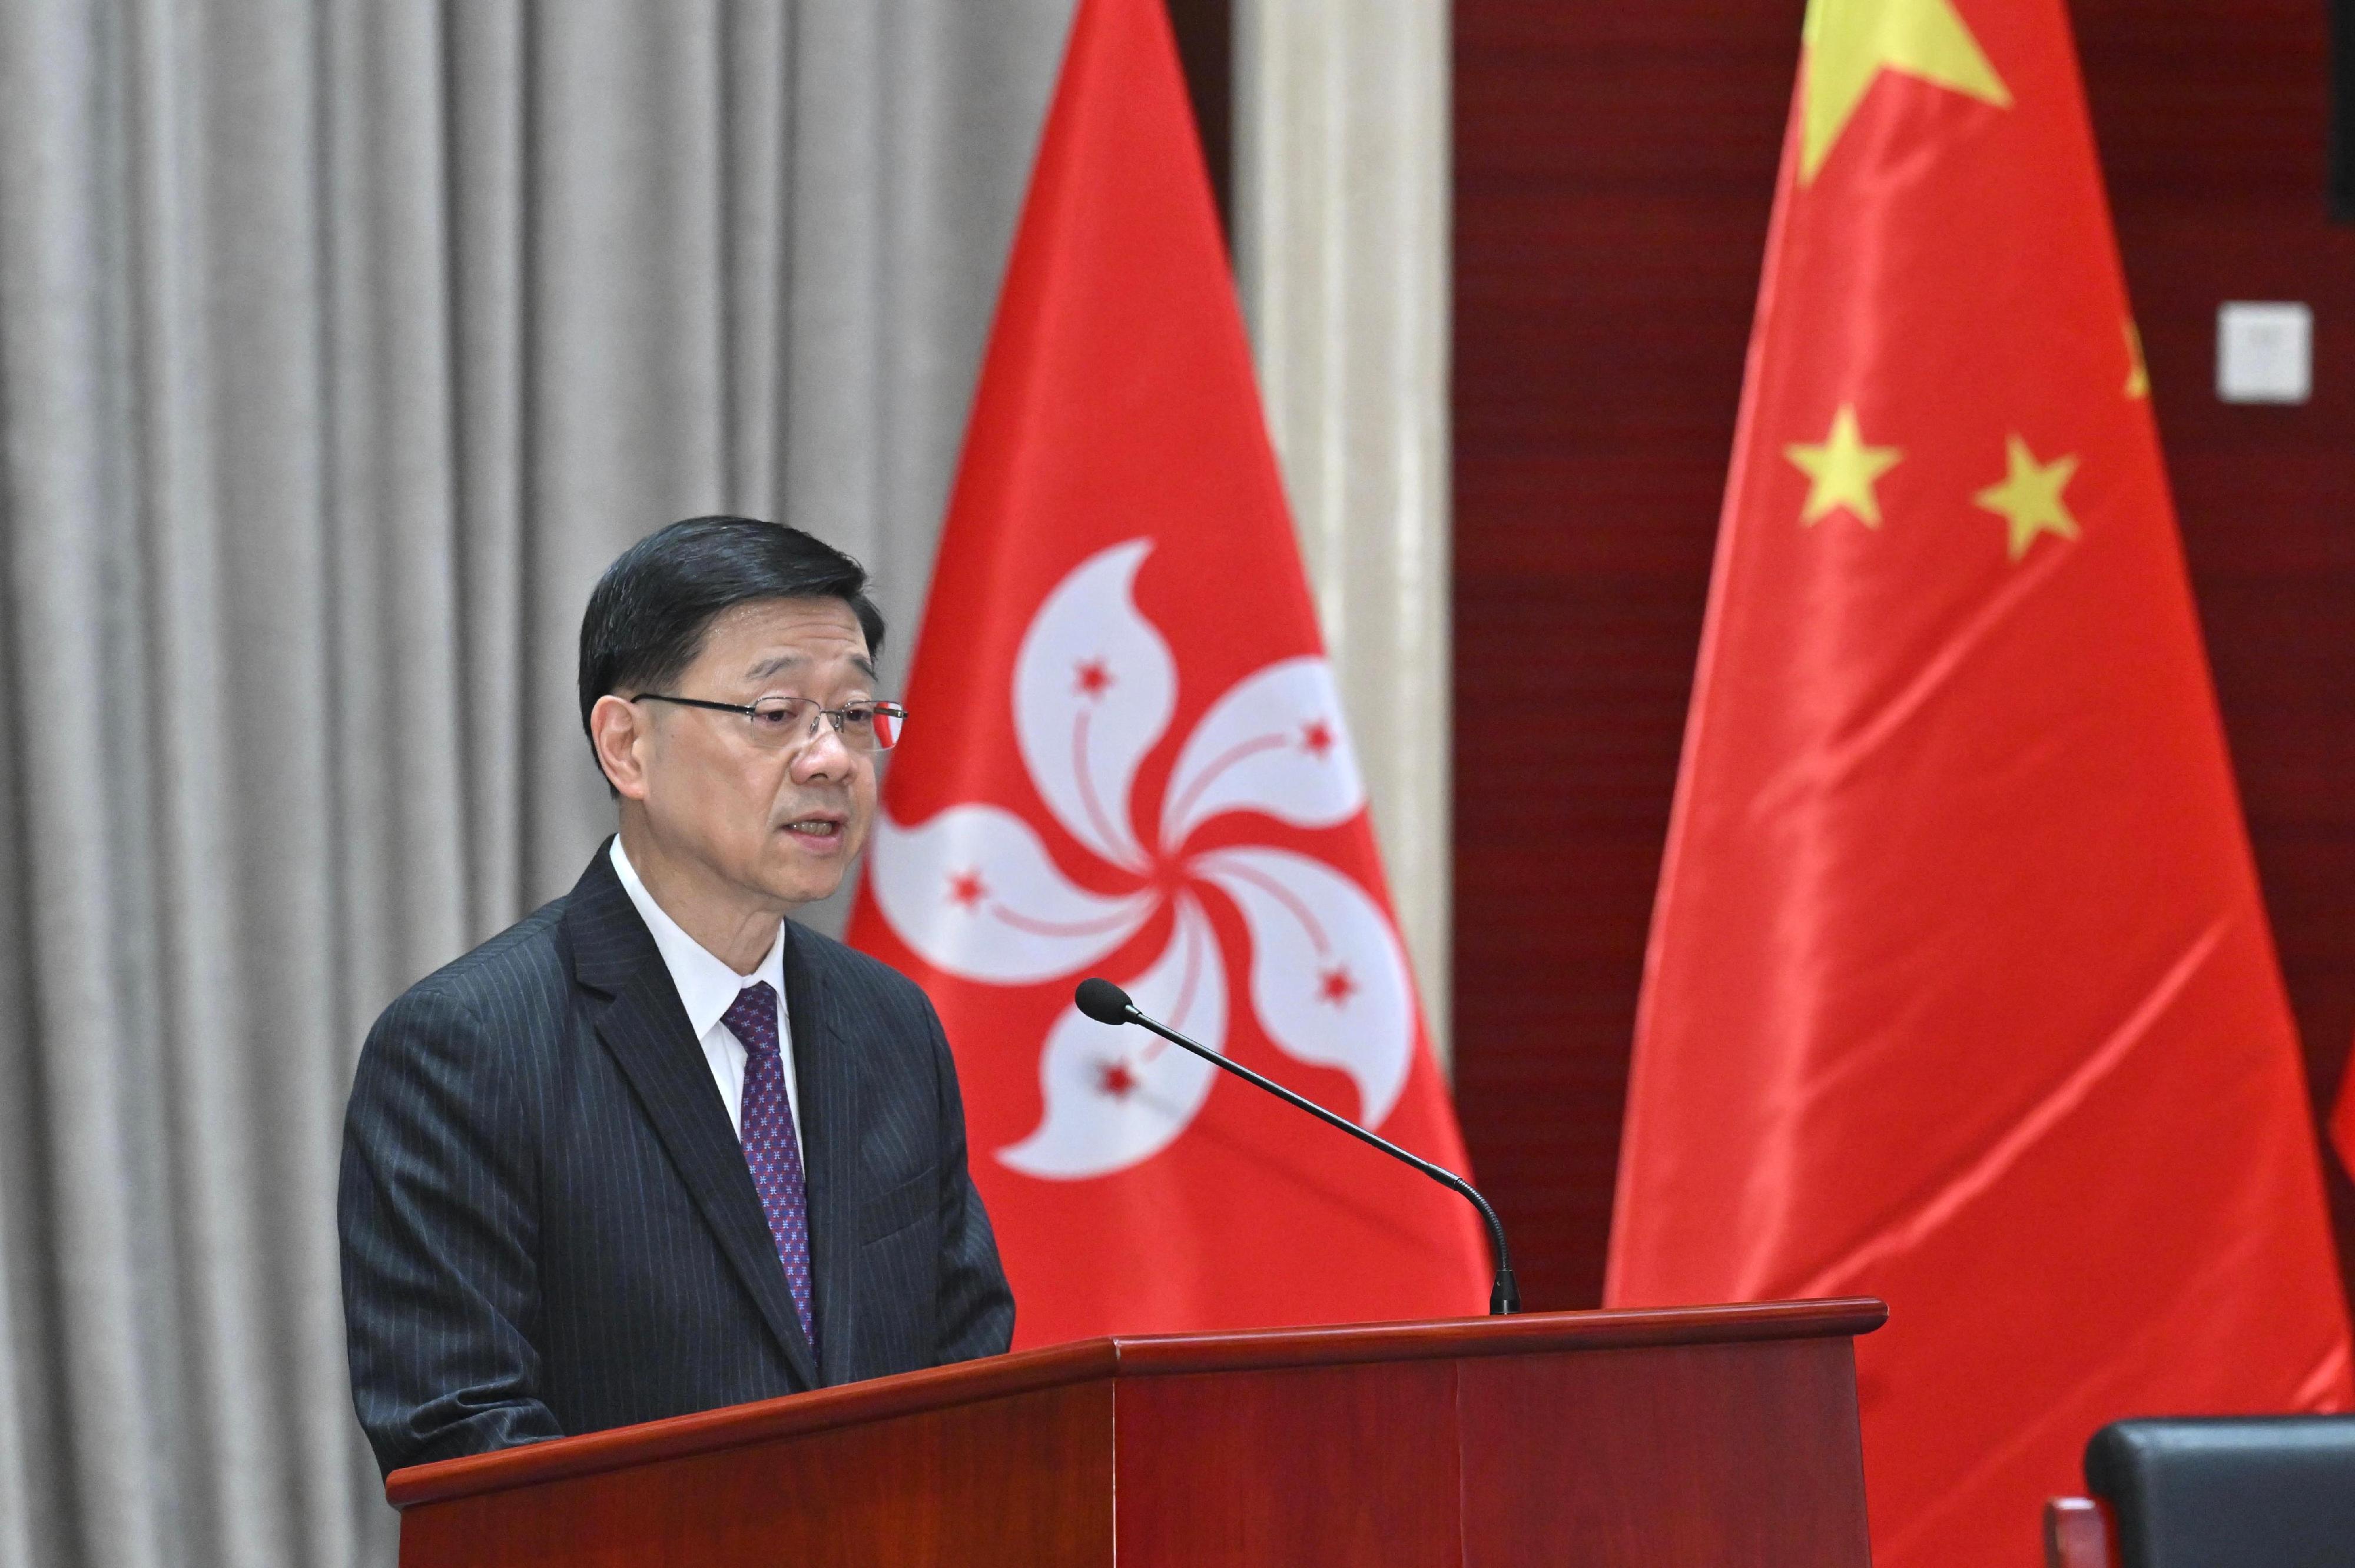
left=337, top=843, right=1014, bottom=1476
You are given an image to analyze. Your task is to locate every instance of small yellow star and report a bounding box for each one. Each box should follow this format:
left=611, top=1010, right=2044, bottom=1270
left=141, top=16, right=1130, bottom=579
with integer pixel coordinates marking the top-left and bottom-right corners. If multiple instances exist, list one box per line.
left=1800, top=0, right=2013, bottom=184
left=1786, top=406, right=1903, bottom=527
left=1973, top=434, right=2081, bottom=560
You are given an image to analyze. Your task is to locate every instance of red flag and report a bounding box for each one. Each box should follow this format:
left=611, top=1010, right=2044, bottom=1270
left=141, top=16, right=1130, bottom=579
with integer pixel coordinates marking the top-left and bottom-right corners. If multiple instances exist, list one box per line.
left=2336, top=1047, right=2355, bottom=1182
left=1606, top=2, right=2353, bottom=1564
left=845, top=0, right=1486, bottom=1349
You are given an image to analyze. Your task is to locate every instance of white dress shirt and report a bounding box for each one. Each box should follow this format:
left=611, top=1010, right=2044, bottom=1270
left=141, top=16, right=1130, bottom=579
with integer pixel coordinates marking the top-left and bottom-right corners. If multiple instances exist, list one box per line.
left=609, top=838, right=801, bottom=1156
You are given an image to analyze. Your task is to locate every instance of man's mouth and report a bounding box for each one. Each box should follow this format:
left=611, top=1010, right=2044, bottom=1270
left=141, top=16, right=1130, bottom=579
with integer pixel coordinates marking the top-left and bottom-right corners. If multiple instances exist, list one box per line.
left=781, top=815, right=845, bottom=840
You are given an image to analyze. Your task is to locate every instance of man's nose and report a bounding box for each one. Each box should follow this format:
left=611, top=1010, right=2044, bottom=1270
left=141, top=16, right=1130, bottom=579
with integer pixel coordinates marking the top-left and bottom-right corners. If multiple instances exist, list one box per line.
left=790, top=715, right=857, bottom=781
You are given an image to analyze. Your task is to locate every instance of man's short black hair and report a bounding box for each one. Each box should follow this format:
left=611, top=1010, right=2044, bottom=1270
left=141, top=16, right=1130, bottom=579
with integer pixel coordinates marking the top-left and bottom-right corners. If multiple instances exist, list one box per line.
left=578, top=516, right=886, bottom=766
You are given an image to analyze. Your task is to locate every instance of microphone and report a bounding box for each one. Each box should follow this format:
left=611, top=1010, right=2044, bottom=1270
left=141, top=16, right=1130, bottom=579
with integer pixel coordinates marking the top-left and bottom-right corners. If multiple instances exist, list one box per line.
left=1073, top=976, right=1521, bottom=1315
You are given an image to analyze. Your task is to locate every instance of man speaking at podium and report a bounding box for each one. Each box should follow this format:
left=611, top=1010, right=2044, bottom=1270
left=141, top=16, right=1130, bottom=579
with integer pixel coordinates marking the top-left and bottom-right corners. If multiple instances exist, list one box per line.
left=339, top=516, right=1015, bottom=1476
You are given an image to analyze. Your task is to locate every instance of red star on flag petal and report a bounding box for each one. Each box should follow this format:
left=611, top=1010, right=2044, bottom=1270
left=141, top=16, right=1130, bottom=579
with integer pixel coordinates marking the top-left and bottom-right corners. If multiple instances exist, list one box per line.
left=1300, top=717, right=1335, bottom=758
left=1073, top=658, right=1114, bottom=698
left=1316, top=965, right=1357, bottom=1006
left=1096, top=1059, right=1138, bottom=1098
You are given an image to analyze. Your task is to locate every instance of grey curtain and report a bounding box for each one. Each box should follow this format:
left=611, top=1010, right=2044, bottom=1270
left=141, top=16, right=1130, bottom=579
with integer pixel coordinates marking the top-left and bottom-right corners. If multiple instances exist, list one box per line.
left=0, top=2, right=1073, bottom=1563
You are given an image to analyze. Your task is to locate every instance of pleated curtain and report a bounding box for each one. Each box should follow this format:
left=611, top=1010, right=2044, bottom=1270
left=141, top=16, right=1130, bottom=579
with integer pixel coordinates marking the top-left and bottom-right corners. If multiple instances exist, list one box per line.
left=0, top=2, right=1073, bottom=1563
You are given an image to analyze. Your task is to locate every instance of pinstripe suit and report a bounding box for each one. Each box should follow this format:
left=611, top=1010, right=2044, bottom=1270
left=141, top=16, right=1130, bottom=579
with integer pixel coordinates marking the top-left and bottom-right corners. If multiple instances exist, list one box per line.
left=337, top=843, right=1014, bottom=1477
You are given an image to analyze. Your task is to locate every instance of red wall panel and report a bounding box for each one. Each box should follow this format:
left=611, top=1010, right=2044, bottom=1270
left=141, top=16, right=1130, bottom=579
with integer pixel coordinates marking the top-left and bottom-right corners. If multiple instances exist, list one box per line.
left=1453, top=0, right=2355, bottom=1311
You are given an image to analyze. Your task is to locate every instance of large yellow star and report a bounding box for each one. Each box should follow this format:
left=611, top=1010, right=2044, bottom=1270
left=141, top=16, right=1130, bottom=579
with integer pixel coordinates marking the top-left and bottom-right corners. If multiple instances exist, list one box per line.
left=1973, top=434, right=2081, bottom=560
left=1786, top=406, right=1903, bottom=527
left=1800, top=0, right=2012, bottom=183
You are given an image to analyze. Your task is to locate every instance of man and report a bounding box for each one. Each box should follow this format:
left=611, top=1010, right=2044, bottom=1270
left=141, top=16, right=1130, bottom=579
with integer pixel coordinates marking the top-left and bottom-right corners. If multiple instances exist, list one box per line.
left=339, top=516, right=1013, bottom=1477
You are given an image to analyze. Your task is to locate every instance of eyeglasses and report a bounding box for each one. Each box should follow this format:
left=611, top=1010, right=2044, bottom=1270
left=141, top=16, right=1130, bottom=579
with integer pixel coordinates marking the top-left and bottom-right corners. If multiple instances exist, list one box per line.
left=633, top=693, right=907, bottom=752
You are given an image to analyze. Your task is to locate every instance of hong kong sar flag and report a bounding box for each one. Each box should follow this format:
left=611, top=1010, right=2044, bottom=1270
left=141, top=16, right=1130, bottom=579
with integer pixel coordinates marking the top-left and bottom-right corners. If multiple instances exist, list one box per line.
left=843, top=0, right=1487, bottom=1347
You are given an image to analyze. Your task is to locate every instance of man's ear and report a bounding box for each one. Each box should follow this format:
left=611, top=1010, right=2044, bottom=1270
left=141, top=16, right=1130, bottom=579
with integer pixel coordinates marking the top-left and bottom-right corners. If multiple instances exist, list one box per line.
left=589, top=695, right=651, bottom=800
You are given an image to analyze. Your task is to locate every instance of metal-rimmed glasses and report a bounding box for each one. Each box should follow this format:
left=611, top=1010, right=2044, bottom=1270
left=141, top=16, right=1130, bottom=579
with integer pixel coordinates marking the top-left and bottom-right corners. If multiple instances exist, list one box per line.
left=633, top=693, right=907, bottom=752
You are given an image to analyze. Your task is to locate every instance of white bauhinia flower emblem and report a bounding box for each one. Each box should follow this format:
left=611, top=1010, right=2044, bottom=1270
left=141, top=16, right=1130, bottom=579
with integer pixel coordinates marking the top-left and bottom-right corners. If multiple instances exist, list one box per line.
left=869, top=539, right=1416, bottom=1179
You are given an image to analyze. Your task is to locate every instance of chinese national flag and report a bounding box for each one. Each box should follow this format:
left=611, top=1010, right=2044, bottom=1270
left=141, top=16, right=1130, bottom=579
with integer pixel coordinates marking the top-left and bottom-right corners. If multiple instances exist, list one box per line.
left=1606, top=1, right=2353, bottom=1564
left=844, top=0, right=1487, bottom=1349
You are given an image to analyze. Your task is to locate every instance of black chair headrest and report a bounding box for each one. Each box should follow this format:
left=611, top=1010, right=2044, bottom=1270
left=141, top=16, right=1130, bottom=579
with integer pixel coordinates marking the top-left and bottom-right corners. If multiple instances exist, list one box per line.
left=2085, top=1416, right=2355, bottom=1568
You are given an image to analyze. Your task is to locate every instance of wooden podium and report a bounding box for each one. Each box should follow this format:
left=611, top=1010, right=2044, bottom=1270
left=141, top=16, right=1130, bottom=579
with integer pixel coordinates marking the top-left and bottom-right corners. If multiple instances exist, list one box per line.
left=387, top=1297, right=1883, bottom=1566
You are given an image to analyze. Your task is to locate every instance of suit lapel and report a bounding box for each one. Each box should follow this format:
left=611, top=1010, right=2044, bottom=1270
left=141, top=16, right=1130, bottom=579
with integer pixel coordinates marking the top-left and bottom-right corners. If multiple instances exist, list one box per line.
left=563, top=846, right=821, bottom=1391
left=783, top=921, right=860, bottom=1385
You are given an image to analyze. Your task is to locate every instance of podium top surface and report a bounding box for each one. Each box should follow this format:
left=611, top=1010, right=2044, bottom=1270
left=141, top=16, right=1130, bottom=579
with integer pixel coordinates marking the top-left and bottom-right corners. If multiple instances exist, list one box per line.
left=386, top=1297, right=1886, bottom=1509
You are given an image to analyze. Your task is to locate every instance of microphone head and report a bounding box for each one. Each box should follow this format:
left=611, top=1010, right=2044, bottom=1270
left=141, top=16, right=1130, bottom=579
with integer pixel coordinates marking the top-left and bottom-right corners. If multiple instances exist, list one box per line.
left=1073, top=977, right=1135, bottom=1025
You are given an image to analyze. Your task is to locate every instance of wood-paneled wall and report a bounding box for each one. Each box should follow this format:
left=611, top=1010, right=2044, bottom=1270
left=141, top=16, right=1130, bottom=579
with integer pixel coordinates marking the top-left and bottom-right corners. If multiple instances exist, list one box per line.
left=1451, top=0, right=2355, bottom=1310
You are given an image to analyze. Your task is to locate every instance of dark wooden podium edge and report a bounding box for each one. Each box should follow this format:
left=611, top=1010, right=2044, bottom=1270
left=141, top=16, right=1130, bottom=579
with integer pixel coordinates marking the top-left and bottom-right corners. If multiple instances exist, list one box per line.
left=384, top=1297, right=1886, bottom=1510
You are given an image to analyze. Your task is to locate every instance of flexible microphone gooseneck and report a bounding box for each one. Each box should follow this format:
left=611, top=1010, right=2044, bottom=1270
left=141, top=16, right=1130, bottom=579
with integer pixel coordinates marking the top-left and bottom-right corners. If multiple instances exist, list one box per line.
left=1073, top=976, right=1522, bottom=1315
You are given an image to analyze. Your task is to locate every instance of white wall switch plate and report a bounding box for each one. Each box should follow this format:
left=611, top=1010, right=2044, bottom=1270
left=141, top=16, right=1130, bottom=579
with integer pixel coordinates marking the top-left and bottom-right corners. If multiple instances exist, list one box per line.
left=2217, top=301, right=2313, bottom=404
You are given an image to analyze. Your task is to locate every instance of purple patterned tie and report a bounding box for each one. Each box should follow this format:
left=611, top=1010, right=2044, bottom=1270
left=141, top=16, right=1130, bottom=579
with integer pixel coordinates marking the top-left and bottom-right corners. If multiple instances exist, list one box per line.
left=722, top=981, right=815, bottom=1353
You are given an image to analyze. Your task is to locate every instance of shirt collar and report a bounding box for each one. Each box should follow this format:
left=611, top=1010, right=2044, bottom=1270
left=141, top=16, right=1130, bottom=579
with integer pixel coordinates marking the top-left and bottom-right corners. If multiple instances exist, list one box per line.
left=609, top=837, right=786, bottom=1039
